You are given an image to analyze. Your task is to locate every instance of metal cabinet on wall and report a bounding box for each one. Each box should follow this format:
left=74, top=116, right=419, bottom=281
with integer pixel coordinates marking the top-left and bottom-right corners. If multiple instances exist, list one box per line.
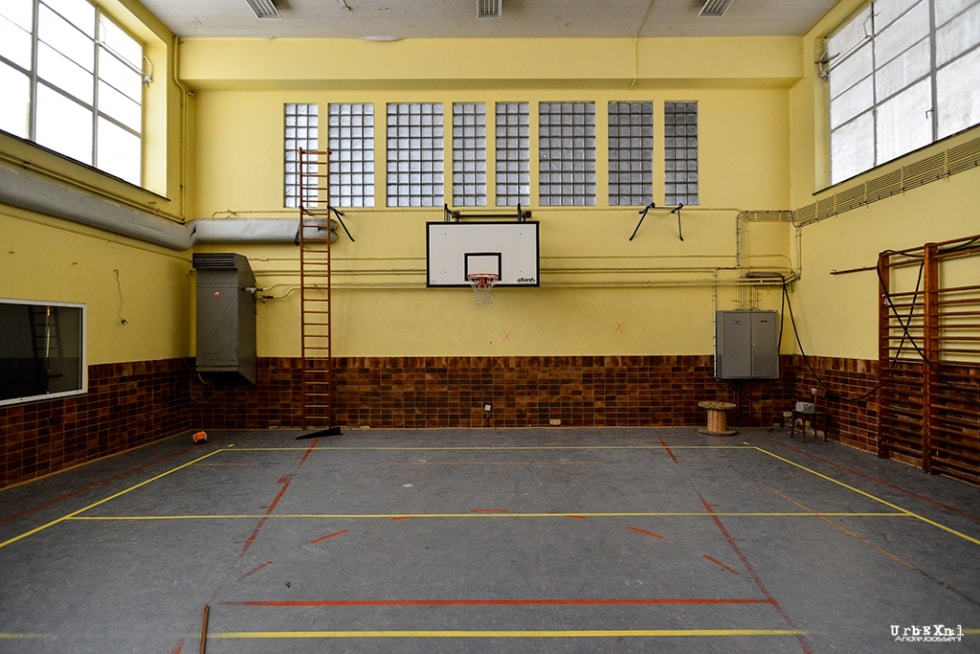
left=714, top=311, right=779, bottom=380
left=192, top=253, right=256, bottom=383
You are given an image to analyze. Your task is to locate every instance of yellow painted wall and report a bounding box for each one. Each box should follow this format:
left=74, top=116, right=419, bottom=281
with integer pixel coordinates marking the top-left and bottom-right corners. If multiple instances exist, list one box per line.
left=1, top=207, right=192, bottom=364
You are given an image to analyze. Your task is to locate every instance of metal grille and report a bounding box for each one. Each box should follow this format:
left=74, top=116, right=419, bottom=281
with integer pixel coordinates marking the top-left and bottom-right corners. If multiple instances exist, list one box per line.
left=608, top=101, right=653, bottom=206
left=538, top=101, right=596, bottom=206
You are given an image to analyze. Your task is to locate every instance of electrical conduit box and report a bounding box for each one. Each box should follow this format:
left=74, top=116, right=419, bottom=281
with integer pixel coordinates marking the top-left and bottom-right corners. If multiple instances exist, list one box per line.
left=714, top=311, right=779, bottom=380
left=192, top=253, right=257, bottom=384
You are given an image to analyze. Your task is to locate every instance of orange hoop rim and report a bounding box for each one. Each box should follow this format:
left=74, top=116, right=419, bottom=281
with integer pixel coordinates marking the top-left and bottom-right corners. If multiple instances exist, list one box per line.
left=466, top=273, right=499, bottom=288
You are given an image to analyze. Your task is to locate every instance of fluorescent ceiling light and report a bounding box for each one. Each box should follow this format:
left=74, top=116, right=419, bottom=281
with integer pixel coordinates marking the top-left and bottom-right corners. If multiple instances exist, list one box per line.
left=699, top=0, right=734, bottom=17
left=477, top=0, right=502, bottom=19
left=245, top=0, right=281, bottom=20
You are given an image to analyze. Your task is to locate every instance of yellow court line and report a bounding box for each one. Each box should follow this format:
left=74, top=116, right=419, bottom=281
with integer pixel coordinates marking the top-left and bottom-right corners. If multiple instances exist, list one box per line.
left=0, top=449, right=226, bottom=550
left=68, top=511, right=906, bottom=521
left=230, top=445, right=752, bottom=452
left=211, top=628, right=807, bottom=639
left=753, top=447, right=980, bottom=547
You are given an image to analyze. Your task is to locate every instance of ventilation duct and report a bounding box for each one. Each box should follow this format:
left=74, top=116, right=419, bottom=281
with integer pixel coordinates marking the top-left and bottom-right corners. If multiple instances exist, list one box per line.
left=477, top=0, right=502, bottom=19
left=192, top=253, right=257, bottom=384
left=699, top=0, right=735, bottom=17
left=244, top=0, right=280, bottom=19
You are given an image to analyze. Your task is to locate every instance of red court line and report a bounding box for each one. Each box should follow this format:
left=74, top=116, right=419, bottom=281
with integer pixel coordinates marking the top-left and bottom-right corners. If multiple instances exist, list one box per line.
left=0, top=445, right=197, bottom=526
left=763, top=438, right=980, bottom=524
left=299, top=438, right=320, bottom=465
left=239, top=474, right=294, bottom=557
left=627, top=526, right=664, bottom=539
left=237, top=561, right=273, bottom=582
left=659, top=437, right=679, bottom=464
left=697, top=491, right=813, bottom=654
left=703, top=554, right=739, bottom=576
left=311, top=529, right=349, bottom=544
left=224, top=598, right=776, bottom=607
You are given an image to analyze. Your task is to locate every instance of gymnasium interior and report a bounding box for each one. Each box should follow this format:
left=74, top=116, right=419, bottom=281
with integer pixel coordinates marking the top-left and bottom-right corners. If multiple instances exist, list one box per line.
left=1, top=0, right=978, bottom=651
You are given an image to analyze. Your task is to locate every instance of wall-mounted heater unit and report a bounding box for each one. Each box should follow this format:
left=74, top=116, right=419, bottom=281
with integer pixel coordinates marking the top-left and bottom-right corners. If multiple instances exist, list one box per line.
left=192, top=253, right=257, bottom=383
left=714, top=310, right=779, bottom=380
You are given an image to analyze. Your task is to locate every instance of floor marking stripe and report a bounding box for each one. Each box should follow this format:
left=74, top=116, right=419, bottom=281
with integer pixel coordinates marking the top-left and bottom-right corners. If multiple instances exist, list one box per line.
left=310, top=529, right=349, bottom=544
left=210, top=628, right=807, bottom=639
left=0, top=449, right=225, bottom=551
left=67, top=511, right=906, bottom=521
left=224, top=598, right=776, bottom=607
left=239, top=473, right=293, bottom=557
left=703, top=554, right=739, bottom=576
left=229, top=445, right=751, bottom=452
left=753, top=447, right=980, bottom=547
left=627, top=526, right=664, bottom=539
left=383, top=461, right=601, bottom=466
left=659, top=437, right=679, bottom=464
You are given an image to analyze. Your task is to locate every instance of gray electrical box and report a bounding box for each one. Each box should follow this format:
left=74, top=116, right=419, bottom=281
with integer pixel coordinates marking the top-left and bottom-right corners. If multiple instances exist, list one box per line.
left=715, top=311, right=779, bottom=380
left=192, top=253, right=257, bottom=384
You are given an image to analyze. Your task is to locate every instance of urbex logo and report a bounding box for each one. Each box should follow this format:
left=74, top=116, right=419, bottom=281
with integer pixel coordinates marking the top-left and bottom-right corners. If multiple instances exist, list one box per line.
left=891, top=624, right=963, bottom=643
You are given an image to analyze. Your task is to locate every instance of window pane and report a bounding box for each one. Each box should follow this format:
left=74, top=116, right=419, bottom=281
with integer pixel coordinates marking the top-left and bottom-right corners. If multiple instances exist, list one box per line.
left=538, top=101, right=596, bottom=207
left=283, top=103, right=318, bottom=208
left=495, top=102, right=530, bottom=207
left=830, top=77, right=873, bottom=128
left=937, top=47, right=980, bottom=139
left=42, top=0, right=95, bottom=36
left=873, top=0, right=921, bottom=29
left=99, top=16, right=142, bottom=67
left=934, top=0, right=978, bottom=25
left=97, top=117, right=140, bottom=184
left=0, top=0, right=33, bottom=31
left=876, top=79, right=932, bottom=164
left=875, top=37, right=930, bottom=100
left=98, top=80, right=141, bottom=131
left=35, top=85, right=93, bottom=165
left=608, top=101, right=653, bottom=206
left=831, top=113, right=875, bottom=182
left=452, top=102, right=486, bottom=207
left=328, top=102, right=375, bottom=208
left=386, top=103, right=444, bottom=208
left=828, top=44, right=872, bottom=100
left=99, top=51, right=143, bottom=103
left=37, top=41, right=94, bottom=104
left=0, top=62, right=30, bottom=138
left=936, top=1, right=980, bottom=66
left=874, top=1, right=928, bottom=66
left=38, top=5, right=94, bottom=71
left=0, top=10, right=33, bottom=69
left=664, top=102, right=698, bottom=206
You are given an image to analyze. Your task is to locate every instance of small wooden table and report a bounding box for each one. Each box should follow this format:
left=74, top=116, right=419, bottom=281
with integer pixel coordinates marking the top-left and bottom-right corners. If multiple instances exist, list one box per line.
left=698, top=401, right=737, bottom=436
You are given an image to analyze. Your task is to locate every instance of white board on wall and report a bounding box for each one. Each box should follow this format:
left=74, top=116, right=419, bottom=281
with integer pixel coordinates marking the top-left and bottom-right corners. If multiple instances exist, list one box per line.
left=426, top=222, right=540, bottom=287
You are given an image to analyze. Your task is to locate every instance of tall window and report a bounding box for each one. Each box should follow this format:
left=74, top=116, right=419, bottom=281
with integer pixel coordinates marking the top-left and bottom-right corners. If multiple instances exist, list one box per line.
left=495, top=102, right=530, bottom=207
left=664, top=102, right=699, bottom=206
left=609, top=101, right=653, bottom=206
left=283, top=103, right=318, bottom=208
left=328, top=103, right=374, bottom=208
left=0, top=0, right=145, bottom=185
left=826, top=0, right=980, bottom=184
left=539, top=101, right=596, bottom=206
left=452, top=102, right=487, bottom=207
left=386, top=103, right=444, bottom=207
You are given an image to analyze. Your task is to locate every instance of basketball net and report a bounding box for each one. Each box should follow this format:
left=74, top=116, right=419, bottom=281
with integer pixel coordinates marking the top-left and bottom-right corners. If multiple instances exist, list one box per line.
left=466, top=273, right=498, bottom=305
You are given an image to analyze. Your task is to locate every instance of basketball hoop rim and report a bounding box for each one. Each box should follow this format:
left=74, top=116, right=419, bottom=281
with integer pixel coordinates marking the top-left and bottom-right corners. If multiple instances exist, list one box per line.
left=466, top=273, right=499, bottom=288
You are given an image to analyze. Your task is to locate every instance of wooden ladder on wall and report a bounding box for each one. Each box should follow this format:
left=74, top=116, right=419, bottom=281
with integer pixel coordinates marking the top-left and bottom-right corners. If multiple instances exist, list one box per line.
left=297, top=148, right=340, bottom=436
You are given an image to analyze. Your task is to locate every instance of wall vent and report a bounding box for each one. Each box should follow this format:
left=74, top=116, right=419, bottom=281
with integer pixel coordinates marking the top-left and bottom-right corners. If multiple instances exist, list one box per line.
left=477, top=0, right=502, bottom=19
left=699, top=0, right=735, bottom=17
left=903, top=152, right=946, bottom=187
left=946, top=138, right=980, bottom=174
left=865, top=169, right=902, bottom=202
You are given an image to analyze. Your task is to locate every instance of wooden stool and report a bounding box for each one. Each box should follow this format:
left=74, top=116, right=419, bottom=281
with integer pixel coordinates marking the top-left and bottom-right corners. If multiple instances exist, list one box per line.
left=698, top=401, right=737, bottom=436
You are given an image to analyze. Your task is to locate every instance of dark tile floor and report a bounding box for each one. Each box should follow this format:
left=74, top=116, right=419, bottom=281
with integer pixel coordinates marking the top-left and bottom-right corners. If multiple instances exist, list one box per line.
left=0, top=427, right=977, bottom=653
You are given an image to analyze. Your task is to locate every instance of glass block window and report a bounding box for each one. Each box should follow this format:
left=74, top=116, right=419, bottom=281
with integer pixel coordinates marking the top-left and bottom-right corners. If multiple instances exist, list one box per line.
left=664, top=101, right=699, bottom=206
left=0, top=0, right=145, bottom=185
left=386, top=103, right=444, bottom=207
left=495, top=102, right=530, bottom=206
left=328, top=103, right=374, bottom=208
left=538, top=102, right=596, bottom=206
left=827, top=0, right=980, bottom=184
left=283, top=103, right=318, bottom=209
left=608, top=101, right=653, bottom=206
left=452, top=103, right=487, bottom=207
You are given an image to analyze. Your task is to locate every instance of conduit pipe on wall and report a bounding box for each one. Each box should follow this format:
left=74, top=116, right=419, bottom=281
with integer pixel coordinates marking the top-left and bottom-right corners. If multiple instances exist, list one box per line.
left=0, top=161, right=327, bottom=250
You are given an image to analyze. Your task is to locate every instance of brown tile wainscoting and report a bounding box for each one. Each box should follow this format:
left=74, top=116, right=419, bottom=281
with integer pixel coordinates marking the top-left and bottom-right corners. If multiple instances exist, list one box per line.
left=2, top=354, right=882, bottom=488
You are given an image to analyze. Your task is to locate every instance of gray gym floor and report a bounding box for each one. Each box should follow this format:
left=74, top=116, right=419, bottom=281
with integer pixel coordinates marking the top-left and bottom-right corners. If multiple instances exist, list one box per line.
left=0, top=427, right=977, bottom=653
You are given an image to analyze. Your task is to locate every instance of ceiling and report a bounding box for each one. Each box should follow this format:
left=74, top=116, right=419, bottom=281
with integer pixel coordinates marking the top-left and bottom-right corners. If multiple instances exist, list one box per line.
left=137, top=0, right=841, bottom=40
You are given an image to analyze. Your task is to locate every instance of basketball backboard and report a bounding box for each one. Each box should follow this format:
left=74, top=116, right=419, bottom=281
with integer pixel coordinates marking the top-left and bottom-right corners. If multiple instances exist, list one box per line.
left=426, top=221, right=539, bottom=287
